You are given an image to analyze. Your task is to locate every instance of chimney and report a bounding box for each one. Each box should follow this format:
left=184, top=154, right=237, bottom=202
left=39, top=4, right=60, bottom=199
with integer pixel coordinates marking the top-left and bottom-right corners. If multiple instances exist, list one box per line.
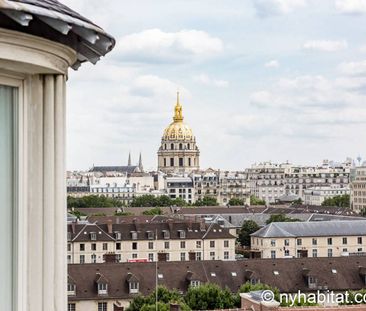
left=107, top=220, right=112, bottom=234
left=200, top=218, right=206, bottom=231
left=170, top=303, right=181, bottom=311
left=167, top=219, right=173, bottom=232
left=71, top=220, right=76, bottom=234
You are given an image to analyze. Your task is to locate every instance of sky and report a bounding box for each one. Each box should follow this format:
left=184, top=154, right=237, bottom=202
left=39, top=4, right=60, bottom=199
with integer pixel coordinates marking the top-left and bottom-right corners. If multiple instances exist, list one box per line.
left=63, top=0, right=366, bottom=171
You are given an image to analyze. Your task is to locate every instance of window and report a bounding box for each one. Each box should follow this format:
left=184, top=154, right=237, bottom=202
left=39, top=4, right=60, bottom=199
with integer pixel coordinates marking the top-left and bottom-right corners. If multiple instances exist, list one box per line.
left=148, top=253, right=154, bottom=262
left=343, top=237, right=348, bottom=245
left=358, top=237, right=363, bottom=244
left=328, top=249, right=333, bottom=257
left=327, top=238, right=333, bottom=245
left=0, top=84, right=15, bottom=310
left=90, top=232, right=97, bottom=241
left=196, top=252, right=202, bottom=261
left=210, top=252, right=215, bottom=260
left=166, top=253, right=170, bottom=261
left=224, top=240, right=229, bottom=248
left=163, top=230, right=170, bottom=239
left=165, top=241, right=170, bottom=249
left=271, top=251, right=276, bottom=259
left=180, top=241, right=186, bottom=249
left=210, top=241, right=215, bottom=248
left=312, top=238, right=317, bottom=246
left=132, top=242, right=138, bottom=250
left=116, top=254, right=121, bottom=262
left=170, top=158, right=174, bottom=166
left=67, top=283, right=75, bottom=294
left=129, top=281, right=139, bottom=294
left=116, top=242, right=121, bottom=250
left=148, top=242, right=154, bottom=249
left=179, top=230, right=186, bottom=239
left=312, top=249, right=318, bottom=258
left=284, top=250, right=290, bottom=256
left=224, top=251, right=229, bottom=260
left=180, top=252, right=186, bottom=261
left=80, top=244, right=85, bottom=251
left=91, top=243, right=96, bottom=251
left=91, top=254, right=97, bottom=263
left=284, top=239, right=289, bottom=246
left=80, top=255, right=85, bottom=264
left=98, top=302, right=107, bottom=311
left=115, top=231, right=121, bottom=240
left=103, top=243, right=108, bottom=251
left=67, top=255, right=71, bottom=264
left=190, top=280, right=201, bottom=287
left=67, top=243, right=71, bottom=252
left=98, top=283, right=108, bottom=295
left=271, top=239, right=276, bottom=247
left=68, top=303, right=76, bottom=311
left=297, top=239, right=302, bottom=246
left=196, top=241, right=201, bottom=248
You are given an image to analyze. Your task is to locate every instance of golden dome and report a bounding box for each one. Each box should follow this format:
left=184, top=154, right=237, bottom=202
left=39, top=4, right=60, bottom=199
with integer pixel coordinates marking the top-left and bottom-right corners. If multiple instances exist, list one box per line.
left=163, top=92, right=194, bottom=141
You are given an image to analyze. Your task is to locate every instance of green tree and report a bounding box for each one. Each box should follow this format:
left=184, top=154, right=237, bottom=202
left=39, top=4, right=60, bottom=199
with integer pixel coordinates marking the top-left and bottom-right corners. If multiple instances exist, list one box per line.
left=184, top=283, right=236, bottom=310
left=193, top=196, right=218, bottom=206
left=130, top=195, right=159, bottom=207
left=143, top=207, right=163, bottom=215
left=250, top=195, right=266, bottom=206
left=321, top=194, right=350, bottom=208
left=266, top=214, right=301, bottom=225
left=238, top=220, right=260, bottom=247
left=126, top=286, right=190, bottom=311
left=67, top=195, right=123, bottom=208
left=228, top=198, right=245, bottom=206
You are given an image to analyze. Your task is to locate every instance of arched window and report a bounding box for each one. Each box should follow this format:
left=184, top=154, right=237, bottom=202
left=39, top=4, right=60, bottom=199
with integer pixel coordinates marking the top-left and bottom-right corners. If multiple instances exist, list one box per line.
left=164, top=144, right=167, bottom=150
left=171, top=143, right=174, bottom=150
left=179, top=143, right=183, bottom=150
left=187, top=143, right=190, bottom=150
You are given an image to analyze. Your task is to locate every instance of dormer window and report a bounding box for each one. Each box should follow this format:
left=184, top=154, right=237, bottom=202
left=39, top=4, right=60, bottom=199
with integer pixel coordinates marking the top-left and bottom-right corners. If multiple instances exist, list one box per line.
left=131, top=231, right=138, bottom=240
left=115, top=231, right=121, bottom=240
left=147, top=231, right=154, bottom=240
left=90, top=232, right=97, bottom=241
left=163, top=230, right=170, bottom=239
left=129, top=281, right=139, bottom=294
left=250, top=277, right=259, bottom=285
left=178, top=230, right=186, bottom=239
left=308, top=276, right=317, bottom=289
left=98, top=283, right=108, bottom=295
left=67, top=232, right=72, bottom=241
left=190, top=280, right=201, bottom=287
left=67, top=283, right=76, bottom=296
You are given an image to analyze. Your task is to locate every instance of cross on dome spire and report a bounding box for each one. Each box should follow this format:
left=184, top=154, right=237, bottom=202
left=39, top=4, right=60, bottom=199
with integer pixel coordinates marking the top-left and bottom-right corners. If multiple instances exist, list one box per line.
left=173, top=91, right=184, bottom=122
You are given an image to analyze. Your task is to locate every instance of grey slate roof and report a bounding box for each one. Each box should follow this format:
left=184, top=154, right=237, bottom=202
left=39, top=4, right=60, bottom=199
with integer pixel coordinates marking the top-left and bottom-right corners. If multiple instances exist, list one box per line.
left=0, top=0, right=115, bottom=68
left=68, top=256, right=366, bottom=301
left=252, top=220, right=366, bottom=238
left=89, top=166, right=139, bottom=174
left=8, top=0, right=92, bottom=24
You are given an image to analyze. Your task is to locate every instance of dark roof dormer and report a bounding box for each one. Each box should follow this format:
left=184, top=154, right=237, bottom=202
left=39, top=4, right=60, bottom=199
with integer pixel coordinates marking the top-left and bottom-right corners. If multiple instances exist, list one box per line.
left=95, top=273, right=109, bottom=296
left=126, top=273, right=139, bottom=294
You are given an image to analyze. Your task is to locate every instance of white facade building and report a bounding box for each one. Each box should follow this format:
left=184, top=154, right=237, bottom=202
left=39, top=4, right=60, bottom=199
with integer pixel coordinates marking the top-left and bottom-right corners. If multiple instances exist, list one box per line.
left=304, top=185, right=350, bottom=206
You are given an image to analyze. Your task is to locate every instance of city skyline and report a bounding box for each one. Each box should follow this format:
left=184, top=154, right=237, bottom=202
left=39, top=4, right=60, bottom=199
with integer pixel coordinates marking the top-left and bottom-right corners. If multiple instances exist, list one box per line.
left=64, top=0, right=366, bottom=171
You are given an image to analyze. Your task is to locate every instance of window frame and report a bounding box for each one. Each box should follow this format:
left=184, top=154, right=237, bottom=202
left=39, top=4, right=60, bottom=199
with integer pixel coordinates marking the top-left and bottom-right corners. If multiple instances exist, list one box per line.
left=0, top=73, right=26, bottom=311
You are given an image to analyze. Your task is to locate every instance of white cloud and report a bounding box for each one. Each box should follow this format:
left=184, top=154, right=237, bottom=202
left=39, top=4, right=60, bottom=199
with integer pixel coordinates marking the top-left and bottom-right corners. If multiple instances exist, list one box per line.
left=115, top=29, right=223, bottom=63
left=303, top=40, right=348, bottom=52
left=193, top=73, right=229, bottom=88
left=338, top=60, right=366, bottom=76
left=252, top=0, right=307, bottom=17
left=335, top=0, right=366, bottom=14
left=264, top=60, right=280, bottom=68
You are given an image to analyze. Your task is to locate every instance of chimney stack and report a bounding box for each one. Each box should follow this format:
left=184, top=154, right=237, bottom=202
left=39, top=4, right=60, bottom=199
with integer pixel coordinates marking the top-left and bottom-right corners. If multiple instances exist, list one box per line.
left=107, top=219, right=113, bottom=234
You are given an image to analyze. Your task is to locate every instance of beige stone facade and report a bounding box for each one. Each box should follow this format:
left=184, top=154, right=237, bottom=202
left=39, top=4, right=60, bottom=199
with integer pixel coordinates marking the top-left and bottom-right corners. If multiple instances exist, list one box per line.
left=351, top=167, right=366, bottom=212
left=67, top=221, right=236, bottom=264
left=251, top=221, right=366, bottom=259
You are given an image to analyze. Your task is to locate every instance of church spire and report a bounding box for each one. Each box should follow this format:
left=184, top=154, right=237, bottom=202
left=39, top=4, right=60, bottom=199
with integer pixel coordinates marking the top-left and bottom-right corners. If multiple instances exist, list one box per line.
left=138, top=152, right=143, bottom=172
left=173, top=91, right=183, bottom=122
left=128, top=152, right=131, bottom=166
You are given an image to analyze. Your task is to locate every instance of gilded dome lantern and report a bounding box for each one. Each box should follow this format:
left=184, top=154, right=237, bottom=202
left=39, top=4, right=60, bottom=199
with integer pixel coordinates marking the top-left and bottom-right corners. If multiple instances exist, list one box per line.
left=157, top=93, right=200, bottom=173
